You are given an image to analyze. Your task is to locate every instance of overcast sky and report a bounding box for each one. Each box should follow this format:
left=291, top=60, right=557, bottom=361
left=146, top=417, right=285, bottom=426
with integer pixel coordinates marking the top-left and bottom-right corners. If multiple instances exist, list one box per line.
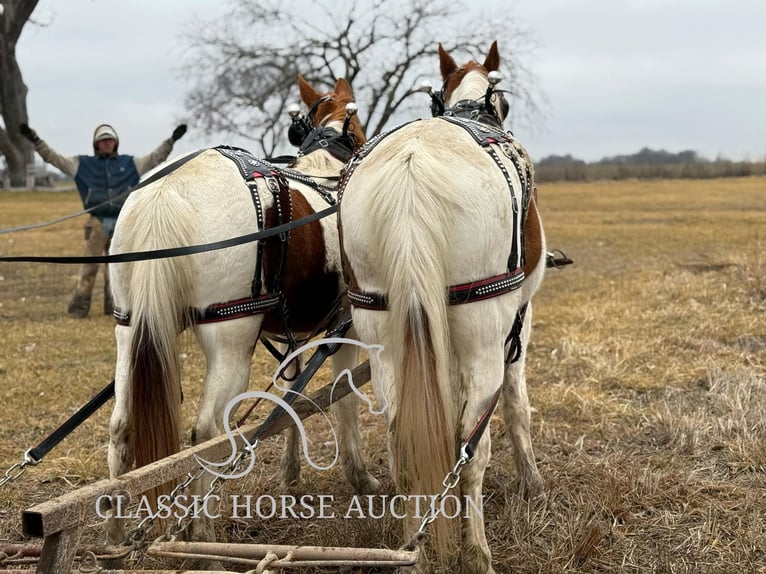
left=14, top=0, right=766, bottom=167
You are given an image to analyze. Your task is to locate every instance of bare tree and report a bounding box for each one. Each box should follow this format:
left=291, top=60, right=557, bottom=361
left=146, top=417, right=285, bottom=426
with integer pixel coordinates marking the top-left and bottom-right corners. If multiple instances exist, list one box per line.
left=181, top=0, right=541, bottom=156
left=0, top=0, right=39, bottom=187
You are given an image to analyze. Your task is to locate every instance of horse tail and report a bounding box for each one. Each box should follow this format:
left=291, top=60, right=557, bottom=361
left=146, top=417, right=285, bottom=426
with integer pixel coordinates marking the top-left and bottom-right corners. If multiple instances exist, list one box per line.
left=120, top=177, right=196, bottom=470
left=368, top=136, right=460, bottom=558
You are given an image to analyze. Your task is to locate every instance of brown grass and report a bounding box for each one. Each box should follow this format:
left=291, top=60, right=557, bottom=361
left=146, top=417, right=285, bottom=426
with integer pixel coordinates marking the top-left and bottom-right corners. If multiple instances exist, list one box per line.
left=1, top=178, right=765, bottom=573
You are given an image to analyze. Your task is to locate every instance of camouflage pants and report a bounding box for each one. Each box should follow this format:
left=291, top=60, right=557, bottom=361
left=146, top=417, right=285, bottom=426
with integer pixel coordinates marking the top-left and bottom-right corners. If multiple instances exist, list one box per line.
left=67, top=215, right=112, bottom=317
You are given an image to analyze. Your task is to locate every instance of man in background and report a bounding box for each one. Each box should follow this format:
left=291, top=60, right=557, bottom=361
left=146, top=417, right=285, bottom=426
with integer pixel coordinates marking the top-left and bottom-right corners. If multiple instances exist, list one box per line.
left=19, top=122, right=187, bottom=318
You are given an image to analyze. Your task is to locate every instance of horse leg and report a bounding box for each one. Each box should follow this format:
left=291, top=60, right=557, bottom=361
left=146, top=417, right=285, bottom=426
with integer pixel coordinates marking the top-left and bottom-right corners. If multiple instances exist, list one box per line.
left=452, top=323, right=504, bottom=574
left=188, top=317, right=262, bottom=543
left=502, top=303, right=545, bottom=500
left=105, top=324, right=134, bottom=544
left=269, top=342, right=304, bottom=490
left=330, top=335, right=380, bottom=494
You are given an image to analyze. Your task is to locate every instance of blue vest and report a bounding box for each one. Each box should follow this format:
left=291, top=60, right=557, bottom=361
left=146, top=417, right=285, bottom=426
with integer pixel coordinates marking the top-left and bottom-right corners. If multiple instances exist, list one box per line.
left=74, top=155, right=140, bottom=218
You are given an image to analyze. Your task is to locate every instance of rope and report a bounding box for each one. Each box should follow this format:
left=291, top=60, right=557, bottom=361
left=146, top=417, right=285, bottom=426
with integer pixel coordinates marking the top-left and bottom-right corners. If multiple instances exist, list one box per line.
left=249, top=550, right=294, bottom=573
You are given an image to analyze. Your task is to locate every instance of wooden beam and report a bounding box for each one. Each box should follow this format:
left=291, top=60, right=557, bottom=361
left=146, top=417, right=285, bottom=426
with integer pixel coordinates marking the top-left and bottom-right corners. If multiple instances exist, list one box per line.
left=23, top=360, right=371, bottom=538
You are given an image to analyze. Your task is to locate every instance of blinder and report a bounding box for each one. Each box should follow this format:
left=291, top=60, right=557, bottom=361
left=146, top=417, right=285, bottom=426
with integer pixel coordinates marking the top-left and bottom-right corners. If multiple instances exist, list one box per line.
left=288, top=96, right=359, bottom=163
left=287, top=95, right=333, bottom=147
left=421, top=75, right=510, bottom=126
left=287, top=116, right=312, bottom=147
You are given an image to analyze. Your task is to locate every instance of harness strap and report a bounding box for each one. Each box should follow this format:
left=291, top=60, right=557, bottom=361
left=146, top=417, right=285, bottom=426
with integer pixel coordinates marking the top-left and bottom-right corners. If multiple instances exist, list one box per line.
left=133, top=148, right=208, bottom=192
left=462, top=387, right=502, bottom=461
left=191, top=295, right=282, bottom=324
left=5, top=205, right=338, bottom=265
left=504, top=303, right=528, bottom=364
left=112, top=294, right=282, bottom=327
left=26, top=380, right=116, bottom=464
left=347, top=269, right=525, bottom=311
left=249, top=181, right=266, bottom=297
left=485, top=144, right=521, bottom=270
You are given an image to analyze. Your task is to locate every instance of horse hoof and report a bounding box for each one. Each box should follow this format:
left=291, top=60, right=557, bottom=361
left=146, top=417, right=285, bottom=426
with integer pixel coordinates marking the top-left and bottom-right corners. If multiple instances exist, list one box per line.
left=461, top=543, right=494, bottom=574
left=67, top=292, right=91, bottom=318
left=351, top=471, right=380, bottom=495
left=280, top=477, right=304, bottom=493
left=516, top=472, right=545, bottom=503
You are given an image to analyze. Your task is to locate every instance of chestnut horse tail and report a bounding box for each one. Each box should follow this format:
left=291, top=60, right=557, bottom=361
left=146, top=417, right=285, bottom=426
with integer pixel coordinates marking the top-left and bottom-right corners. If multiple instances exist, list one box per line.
left=368, top=133, right=461, bottom=558
left=122, top=177, right=196, bottom=470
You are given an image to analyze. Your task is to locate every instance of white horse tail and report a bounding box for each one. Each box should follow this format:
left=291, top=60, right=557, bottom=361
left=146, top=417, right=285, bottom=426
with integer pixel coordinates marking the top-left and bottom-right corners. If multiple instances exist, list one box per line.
left=367, top=133, right=461, bottom=557
left=121, top=177, right=196, bottom=469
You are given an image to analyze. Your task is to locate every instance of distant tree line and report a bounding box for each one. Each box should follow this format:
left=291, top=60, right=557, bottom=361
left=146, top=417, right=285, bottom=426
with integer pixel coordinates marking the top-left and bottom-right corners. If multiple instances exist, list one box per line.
left=534, top=147, right=766, bottom=182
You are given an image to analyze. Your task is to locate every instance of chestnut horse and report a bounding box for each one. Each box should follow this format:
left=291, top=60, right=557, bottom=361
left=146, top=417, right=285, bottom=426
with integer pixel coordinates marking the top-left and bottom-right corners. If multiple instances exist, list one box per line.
left=338, top=42, right=546, bottom=572
left=106, top=77, right=378, bottom=542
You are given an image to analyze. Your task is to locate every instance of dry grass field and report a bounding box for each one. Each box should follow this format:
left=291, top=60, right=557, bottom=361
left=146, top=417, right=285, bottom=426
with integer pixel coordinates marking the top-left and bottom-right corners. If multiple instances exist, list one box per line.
left=0, top=177, right=765, bottom=573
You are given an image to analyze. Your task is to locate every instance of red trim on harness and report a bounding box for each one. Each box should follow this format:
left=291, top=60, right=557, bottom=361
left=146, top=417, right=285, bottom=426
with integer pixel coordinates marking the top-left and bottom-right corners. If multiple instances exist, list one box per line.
left=347, top=268, right=525, bottom=311
left=113, top=294, right=281, bottom=327
left=464, top=386, right=503, bottom=451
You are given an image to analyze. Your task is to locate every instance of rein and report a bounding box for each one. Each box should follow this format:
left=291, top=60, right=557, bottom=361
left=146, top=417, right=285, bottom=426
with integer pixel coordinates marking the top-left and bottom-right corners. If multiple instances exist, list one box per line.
left=0, top=205, right=337, bottom=264
left=1, top=380, right=116, bottom=488
left=0, top=149, right=208, bottom=235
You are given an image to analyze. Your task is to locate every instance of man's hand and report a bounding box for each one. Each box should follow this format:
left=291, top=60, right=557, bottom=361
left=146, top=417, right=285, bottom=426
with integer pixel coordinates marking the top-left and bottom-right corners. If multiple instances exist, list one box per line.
left=171, top=124, right=187, bottom=142
left=19, top=123, right=41, bottom=144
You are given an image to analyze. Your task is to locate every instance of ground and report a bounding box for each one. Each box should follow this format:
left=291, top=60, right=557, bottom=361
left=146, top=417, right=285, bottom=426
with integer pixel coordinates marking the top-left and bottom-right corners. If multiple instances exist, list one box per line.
left=0, top=178, right=765, bottom=572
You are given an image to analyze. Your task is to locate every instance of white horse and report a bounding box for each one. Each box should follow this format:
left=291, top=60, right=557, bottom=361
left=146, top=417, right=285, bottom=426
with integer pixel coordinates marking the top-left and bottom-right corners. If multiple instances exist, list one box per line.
left=106, top=76, right=378, bottom=542
left=338, top=42, right=546, bottom=573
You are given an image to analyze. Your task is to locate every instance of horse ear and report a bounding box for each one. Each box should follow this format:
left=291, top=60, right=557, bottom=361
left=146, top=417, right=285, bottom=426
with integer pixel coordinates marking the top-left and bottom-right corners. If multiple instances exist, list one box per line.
left=483, top=41, right=500, bottom=72
left=334, top=77, right=353, bottom=99
left=298, top=75, right=322, bottom=106
left=438, top=43, right=458, bottom=79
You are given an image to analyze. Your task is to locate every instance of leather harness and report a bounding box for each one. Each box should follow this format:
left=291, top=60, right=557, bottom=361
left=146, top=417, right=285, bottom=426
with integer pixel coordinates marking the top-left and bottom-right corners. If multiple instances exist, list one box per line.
left=338, top=116, right=533, bottom=315
left=114, top=145, right=337, bottom=332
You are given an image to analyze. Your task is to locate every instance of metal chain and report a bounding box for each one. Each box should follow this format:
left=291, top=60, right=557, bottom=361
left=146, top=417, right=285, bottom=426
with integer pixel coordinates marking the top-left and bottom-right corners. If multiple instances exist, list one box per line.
left=402, top=444, right=473, bottom=551
left=77, top=550, right=104, bottom=573
left=167, top=448, right=254, bottom=541
left=0, top=449, right=39, bottom=488
left=124, top=442, right=257, bottom=551
left=123, top=467, right=202, bottom=549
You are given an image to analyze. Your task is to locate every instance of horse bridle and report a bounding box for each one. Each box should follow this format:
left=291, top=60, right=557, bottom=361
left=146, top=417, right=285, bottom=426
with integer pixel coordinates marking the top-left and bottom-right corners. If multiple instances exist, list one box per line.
left=287, top=95, right=333, bottom=146
left=289, top=96, right=359, bottom=163
left=424, top=71, right=510, bottom=129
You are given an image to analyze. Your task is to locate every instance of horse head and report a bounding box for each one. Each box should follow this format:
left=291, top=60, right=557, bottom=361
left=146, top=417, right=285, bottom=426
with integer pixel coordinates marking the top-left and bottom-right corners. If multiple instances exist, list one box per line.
left=435, top=41, right=509, bottom=126
left=291, top=76, right=366, bottom=162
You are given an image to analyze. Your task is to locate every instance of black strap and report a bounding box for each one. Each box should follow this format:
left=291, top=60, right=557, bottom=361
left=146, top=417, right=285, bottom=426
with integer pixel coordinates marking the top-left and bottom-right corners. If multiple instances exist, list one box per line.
left=260, top=337, right=289, bottom=363
left=131, top=148, right=207, bottom=192
left=249, top=181, right=266, bottom=297
left=26, top=380, right=116, bottom=463
left=462, top=386, right=502, bottom=461
left=247, top=310, right=353, bottom=443
left=0, top=204, right=338, bottom=264
left=504, top=304, right=528, bottom=365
